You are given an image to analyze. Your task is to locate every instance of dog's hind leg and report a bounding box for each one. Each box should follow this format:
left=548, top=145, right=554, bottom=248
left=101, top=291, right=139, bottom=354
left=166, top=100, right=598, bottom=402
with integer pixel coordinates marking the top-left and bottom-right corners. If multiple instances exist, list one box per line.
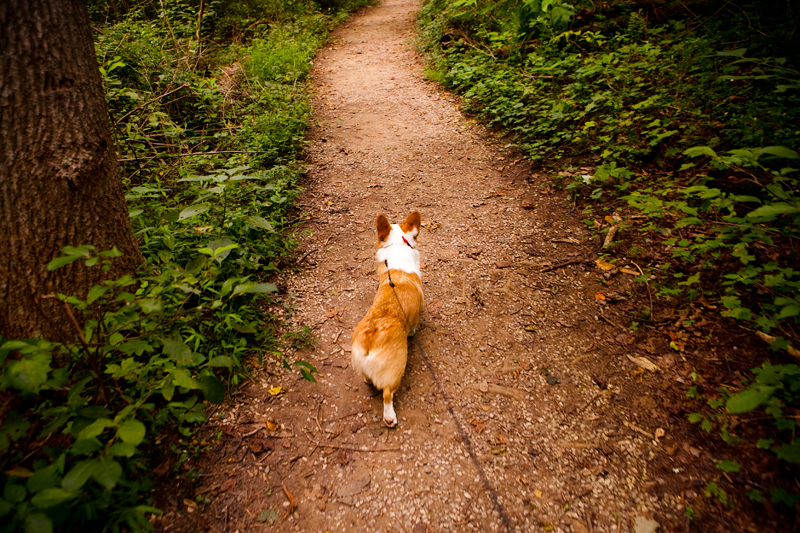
left=382, top=387, right=399, bottom=428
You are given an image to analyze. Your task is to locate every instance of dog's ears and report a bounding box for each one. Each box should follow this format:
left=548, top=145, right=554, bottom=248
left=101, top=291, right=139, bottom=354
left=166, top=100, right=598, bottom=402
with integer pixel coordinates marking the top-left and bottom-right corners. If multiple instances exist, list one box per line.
left=400, top=211, right=421, bottom=238
left=376, top=214, right=391, bottom=243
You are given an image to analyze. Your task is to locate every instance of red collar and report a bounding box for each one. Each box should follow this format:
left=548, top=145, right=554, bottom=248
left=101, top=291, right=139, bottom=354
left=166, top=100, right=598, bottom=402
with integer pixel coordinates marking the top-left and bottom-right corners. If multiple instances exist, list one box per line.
left=401, top=236, right=414, bottom=248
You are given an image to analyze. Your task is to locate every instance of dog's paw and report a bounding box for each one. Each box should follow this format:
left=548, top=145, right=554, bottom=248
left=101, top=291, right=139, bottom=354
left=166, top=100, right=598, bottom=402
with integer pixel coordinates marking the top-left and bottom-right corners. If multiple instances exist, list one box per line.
left=383, top=403, right=398, bottom=428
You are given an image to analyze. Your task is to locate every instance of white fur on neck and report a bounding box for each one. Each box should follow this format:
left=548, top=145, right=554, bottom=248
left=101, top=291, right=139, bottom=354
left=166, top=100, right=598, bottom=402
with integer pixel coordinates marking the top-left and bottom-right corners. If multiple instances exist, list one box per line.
left=376, top=223, right=420, bottom=277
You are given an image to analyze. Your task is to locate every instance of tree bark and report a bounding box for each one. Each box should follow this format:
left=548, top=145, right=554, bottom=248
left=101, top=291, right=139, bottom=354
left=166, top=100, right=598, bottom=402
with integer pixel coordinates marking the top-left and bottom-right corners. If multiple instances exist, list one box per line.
left=0, top=0, right=143, bottom=342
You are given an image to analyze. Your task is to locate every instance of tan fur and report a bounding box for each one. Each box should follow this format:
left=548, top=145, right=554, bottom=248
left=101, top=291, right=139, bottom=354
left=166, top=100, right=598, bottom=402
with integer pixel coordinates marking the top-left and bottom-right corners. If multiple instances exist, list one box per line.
left=351, top=212, right=423, bottom=427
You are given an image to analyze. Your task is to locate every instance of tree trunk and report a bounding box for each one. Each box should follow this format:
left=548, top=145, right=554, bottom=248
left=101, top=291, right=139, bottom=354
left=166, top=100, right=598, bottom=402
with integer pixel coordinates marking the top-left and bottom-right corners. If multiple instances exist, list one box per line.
left=0, top=0, right=143, bottom=342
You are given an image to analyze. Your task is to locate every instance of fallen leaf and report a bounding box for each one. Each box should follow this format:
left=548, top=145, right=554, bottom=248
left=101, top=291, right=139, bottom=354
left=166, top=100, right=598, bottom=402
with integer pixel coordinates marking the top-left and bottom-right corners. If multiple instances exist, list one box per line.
left=595, top=292, right=606, bottom=300
left=633, top=516, right=660, bottom=533
left=534, top=489, right=543, bottom=498
left=495, top=260, right=513, bottom=268
left=756, top=331, right=800, bottom=358
left=220, top=478, right=237, bottom=492
left=470, top=418, right=486, bottom=433
left=627, top=355, right=661, bottom=372
left=184, top=499, right=198, bottom=509
left=268, top=386, right=284, bottom=396
left=595, top=259, right=615, bottom=271
left=542, top=522, right=554, bottom=532
left=664, top=443, right=679, bottom=456
left=152, top=460, right=171, bottom=477
left=620, top=267, right=639, bottom=276
left=4, top=466, right=34, bottom=478
left=266, top=418, right=280, bottom=431
left=654, top=428, right=665, bottom=441
left=427, top=300, right=443, bottom=314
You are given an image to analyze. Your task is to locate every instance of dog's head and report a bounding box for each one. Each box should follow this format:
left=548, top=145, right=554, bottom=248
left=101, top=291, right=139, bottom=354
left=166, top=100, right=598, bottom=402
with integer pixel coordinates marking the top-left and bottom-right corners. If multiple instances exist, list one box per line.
left=376, top=211, right=421, bottom=249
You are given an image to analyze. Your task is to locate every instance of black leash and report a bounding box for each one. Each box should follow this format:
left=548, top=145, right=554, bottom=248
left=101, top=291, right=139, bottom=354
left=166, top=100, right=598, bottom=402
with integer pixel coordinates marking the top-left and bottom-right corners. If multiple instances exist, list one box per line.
left=384, top=260, right=513, bottom=532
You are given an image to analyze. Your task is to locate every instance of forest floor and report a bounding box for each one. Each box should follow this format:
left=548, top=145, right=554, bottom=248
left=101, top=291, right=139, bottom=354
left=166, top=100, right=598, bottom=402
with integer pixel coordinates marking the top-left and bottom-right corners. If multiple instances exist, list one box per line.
left=153, top=1, right=778, bottom=532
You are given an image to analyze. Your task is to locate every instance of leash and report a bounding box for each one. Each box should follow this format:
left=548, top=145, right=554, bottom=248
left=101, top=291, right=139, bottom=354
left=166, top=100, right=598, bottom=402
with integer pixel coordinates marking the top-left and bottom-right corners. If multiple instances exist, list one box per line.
left=384, top=260, right=513, bottom=532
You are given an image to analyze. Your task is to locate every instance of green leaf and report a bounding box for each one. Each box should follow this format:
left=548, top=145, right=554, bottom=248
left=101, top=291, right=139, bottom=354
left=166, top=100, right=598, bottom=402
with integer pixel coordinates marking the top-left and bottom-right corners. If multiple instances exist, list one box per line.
left=171, top=369, right=199, bottom=390
left=777, top=443, right=800, bottom=463
left=61, top=459, right=97, bottom=491
left=716, top=460, right=740, bottom=473
left=198, top=375, right=225, bottom=404
left=98, top=246, right=123, bottom=258
left=24, top=513, right=53, bottom=533
left=207, top=239, right=237, bottom=263
left=761, top=146, right=799, bottom=160
left=757, top=438, right=774, bottom=449
left=683, top=146, right=718, bottom=159
left=245, top=216, right=275, bottom=231
left=777, top=304, right=800, bottom=319
left=27, top=465, right=60, bottom=493
left=244, top=283, right=278, bottom=294
left=726, top=386, right=775, bottom=413
left=294, top=361, right=318, bottom=372
left=77, top=418, right=114, bottom=440
left=178, top=204, right=210, bottom=221
left=7, top=355, right=51, bottom=393
left=117, top=419, right=146, bottom=446
left=79, top=406, right=110, bottom=419
left=208, top=356, right=233, bottom=368
left=232, top=323, right=258, bottom=333
left=46, top=255, right=82, bottom=271
left=92, top=459, right=122, bottom=490
left=163, top=339, right=193, bottom=365
left=31, top=488, right=76, bottom=509
left=675, top=216, right=703, bottom=228
left=108, top=442, right=137, bottom=458
left=746, top=489, right=763, bottom=503
left=4, top=483, right=26, bottom=503
left=746, top=202, right=800, bottom=220
left=771, top=488, right=800, bottom=506
left=70, top=437, right=103, bottom=456
left=162, top=379, right=175, bottom=401
left=716, top=47, right=748, bottom=57
left=300, top=368, right=317, bottom=383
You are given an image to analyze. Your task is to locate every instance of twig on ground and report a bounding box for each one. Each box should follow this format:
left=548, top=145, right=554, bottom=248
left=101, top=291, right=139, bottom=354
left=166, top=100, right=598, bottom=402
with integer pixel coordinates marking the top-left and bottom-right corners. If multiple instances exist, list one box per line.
left=280, top=483, right=296, bottom=521
left=541, top=257, right=583, bottom=272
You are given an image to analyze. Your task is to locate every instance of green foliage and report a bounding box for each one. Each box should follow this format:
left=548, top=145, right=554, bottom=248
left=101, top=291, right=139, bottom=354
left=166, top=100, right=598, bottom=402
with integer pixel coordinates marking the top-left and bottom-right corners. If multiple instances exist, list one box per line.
left=706, top=481, right=734, bottom=508
left=1, top=1, right=373, bottom=530
left=419, top=0, right=800, bottom=512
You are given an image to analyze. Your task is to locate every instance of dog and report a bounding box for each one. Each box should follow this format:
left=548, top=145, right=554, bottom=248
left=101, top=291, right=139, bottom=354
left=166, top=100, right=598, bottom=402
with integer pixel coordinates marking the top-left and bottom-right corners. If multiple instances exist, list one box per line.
left=351, top=211, right=423, bottom=427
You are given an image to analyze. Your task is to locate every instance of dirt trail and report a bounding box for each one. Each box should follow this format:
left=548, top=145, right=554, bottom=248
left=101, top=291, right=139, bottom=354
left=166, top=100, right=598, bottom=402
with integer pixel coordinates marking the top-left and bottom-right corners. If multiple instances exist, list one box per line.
left=157, top=1, right=690, bottom=532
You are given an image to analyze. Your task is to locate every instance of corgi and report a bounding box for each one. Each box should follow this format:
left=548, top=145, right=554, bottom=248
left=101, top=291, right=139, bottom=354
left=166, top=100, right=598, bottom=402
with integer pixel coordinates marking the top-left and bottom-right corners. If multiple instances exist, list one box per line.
left=351, top=211, right=424, bottom=427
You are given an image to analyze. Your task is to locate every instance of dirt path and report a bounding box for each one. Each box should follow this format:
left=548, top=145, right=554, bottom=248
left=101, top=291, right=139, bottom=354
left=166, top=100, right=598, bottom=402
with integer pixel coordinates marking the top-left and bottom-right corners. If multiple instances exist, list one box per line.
left=156, top=1, right=694, bottom=532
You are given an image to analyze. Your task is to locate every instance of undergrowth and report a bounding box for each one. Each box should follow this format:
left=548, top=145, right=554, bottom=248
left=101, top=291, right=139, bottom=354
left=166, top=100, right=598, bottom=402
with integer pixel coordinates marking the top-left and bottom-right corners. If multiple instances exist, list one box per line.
left=419, top=0, right=799, bottom=525
left=0, top=0, right=374, bottom=531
